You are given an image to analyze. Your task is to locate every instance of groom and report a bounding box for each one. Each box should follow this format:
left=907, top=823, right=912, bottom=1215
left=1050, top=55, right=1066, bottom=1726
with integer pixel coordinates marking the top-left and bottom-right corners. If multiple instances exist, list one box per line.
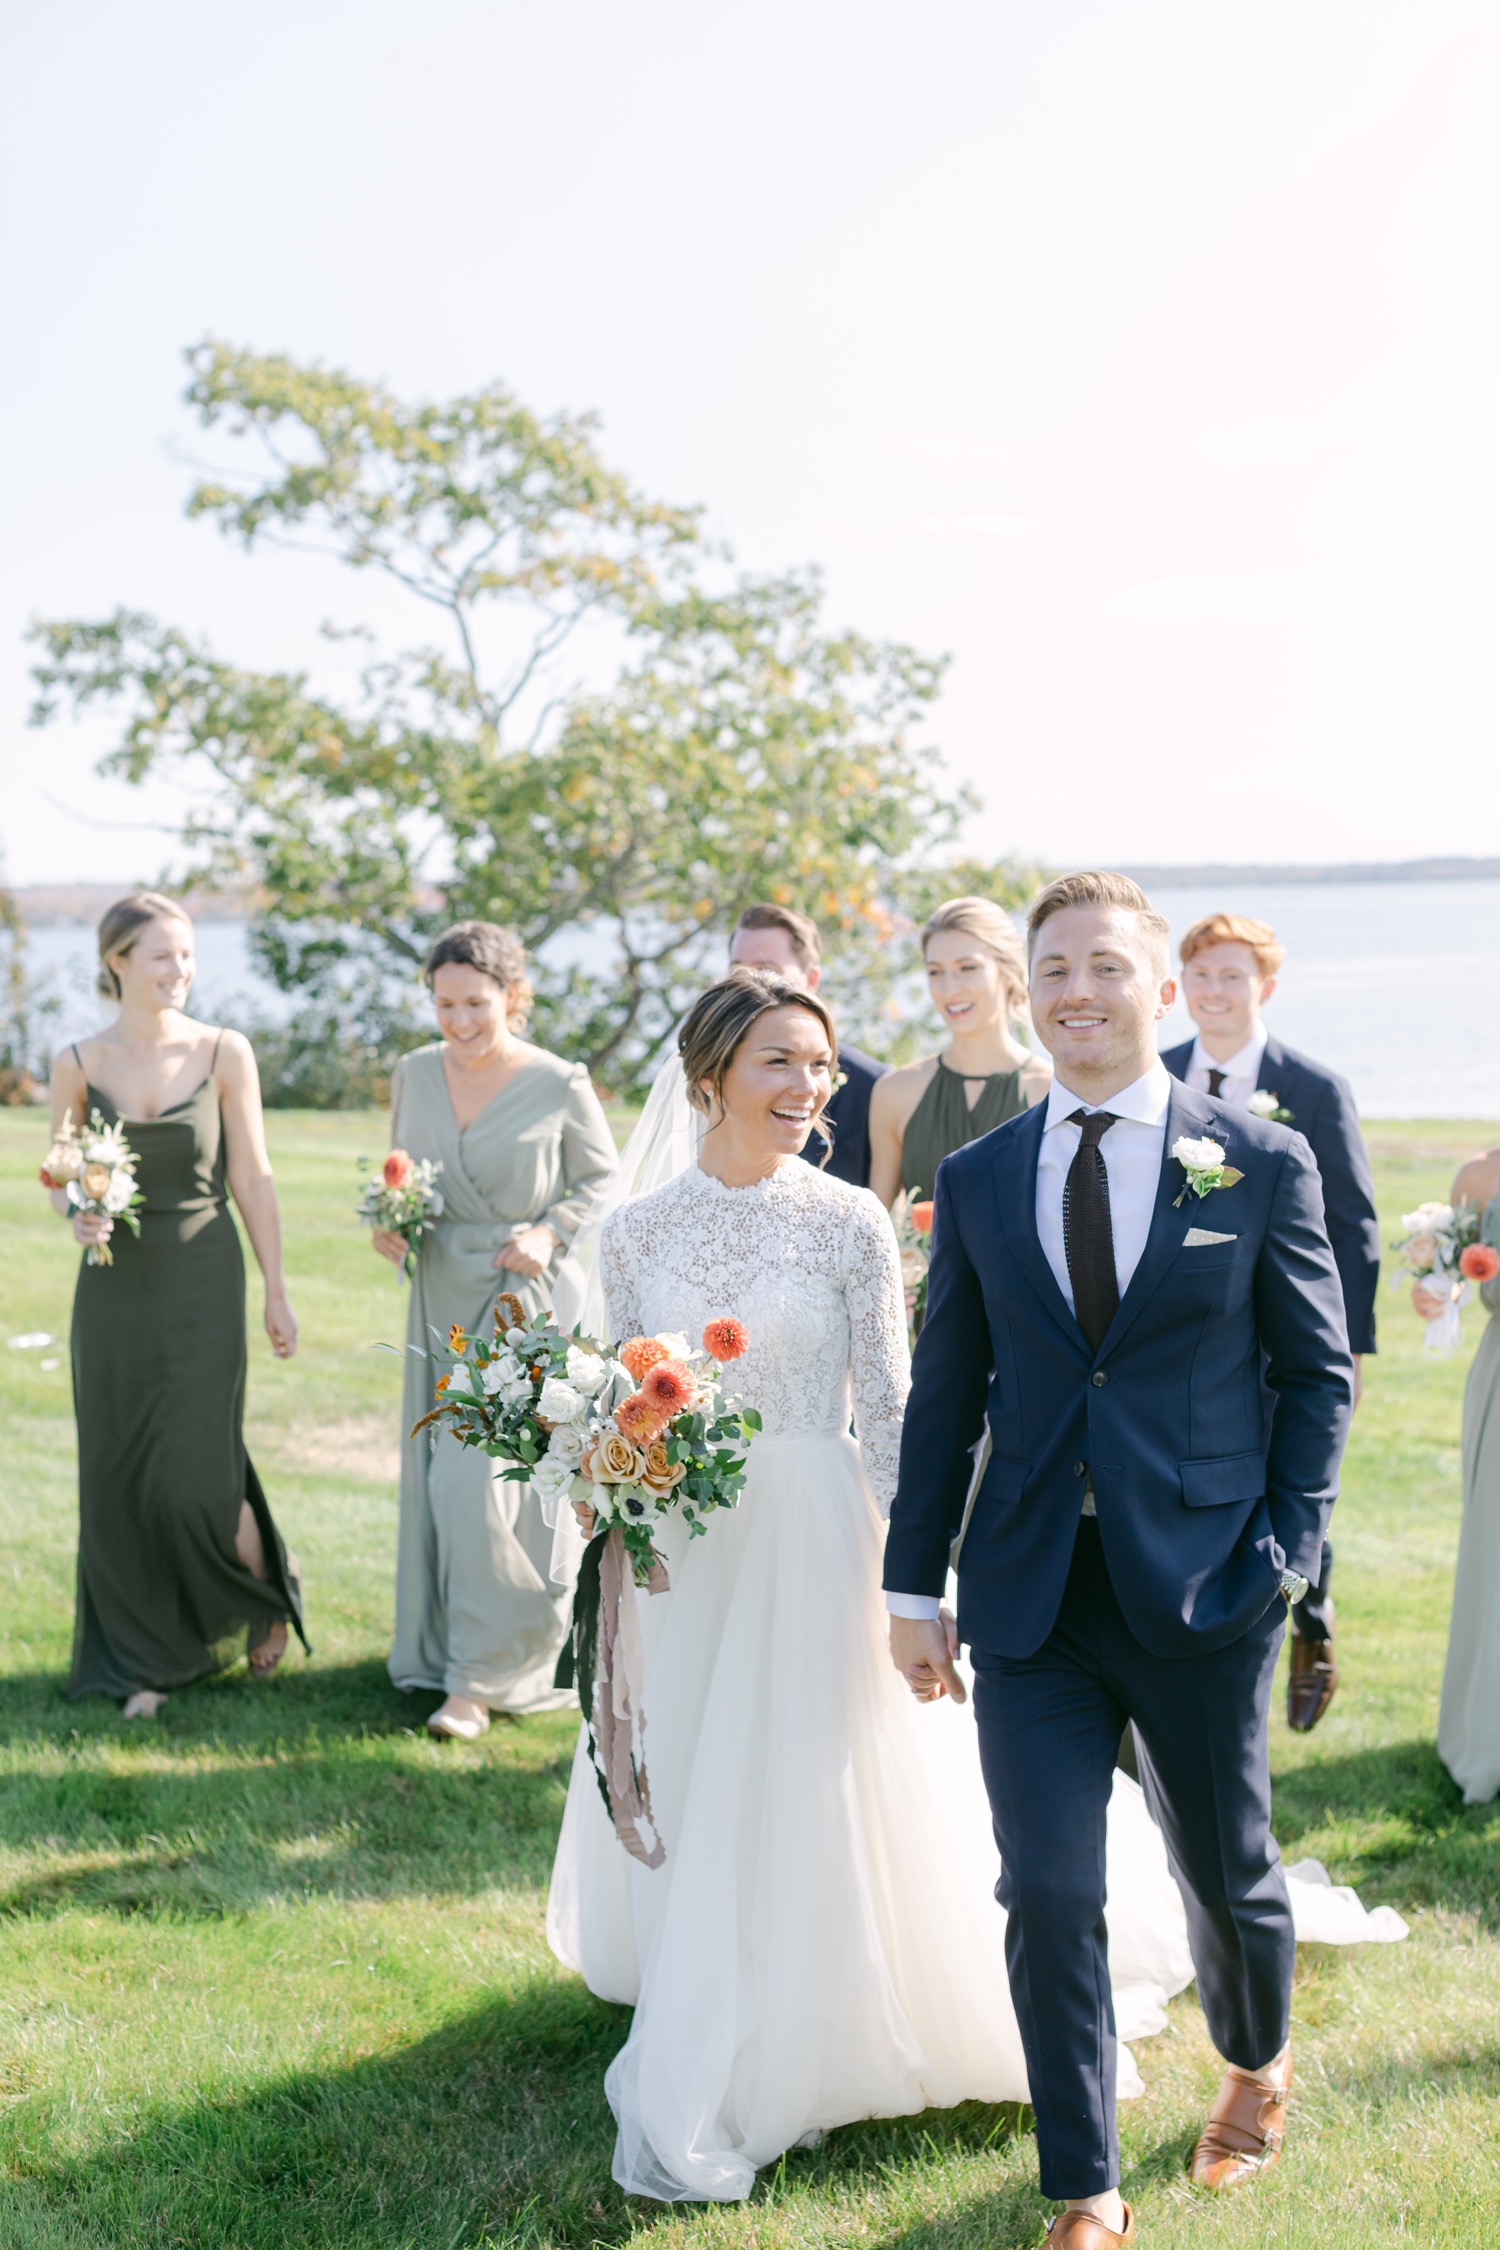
left=884, top=872, right=1352, bottom=2248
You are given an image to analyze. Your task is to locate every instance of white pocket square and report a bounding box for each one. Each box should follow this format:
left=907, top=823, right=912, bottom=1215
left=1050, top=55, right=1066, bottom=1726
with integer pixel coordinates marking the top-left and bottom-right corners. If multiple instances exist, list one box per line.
left=1183, top=1227, right=1237, bottom=1247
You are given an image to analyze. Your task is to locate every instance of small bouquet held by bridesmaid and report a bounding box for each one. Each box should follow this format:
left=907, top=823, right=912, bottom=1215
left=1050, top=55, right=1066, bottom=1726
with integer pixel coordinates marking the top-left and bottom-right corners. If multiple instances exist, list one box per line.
left=357, top=1149, right=443, bottom=1282
left=1393, top=1198, right=1500, bottom=1354
left=414, top=1299, right=759, bottom=1866
left=41, top=1111, right=144, bottom=1267
left=890, top=1189, right=934, bottom=1341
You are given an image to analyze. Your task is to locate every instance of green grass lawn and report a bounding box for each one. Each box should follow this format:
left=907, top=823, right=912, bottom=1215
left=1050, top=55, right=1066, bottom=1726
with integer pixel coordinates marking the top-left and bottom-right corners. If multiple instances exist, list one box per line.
left=2, top=1108, right=1498, bottom=2249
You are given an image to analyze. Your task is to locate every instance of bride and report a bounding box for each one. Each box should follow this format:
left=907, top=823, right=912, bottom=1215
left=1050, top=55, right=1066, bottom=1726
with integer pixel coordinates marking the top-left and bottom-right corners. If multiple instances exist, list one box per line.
left=546, top=966, right=1400, bottom=2203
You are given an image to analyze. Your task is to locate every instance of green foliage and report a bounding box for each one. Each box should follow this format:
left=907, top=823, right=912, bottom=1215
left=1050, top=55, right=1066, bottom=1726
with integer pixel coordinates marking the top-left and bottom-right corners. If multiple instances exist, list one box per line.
left=29, top=343, right=1037, bottom=1095
left=0, top=864, right=58, bottom=1103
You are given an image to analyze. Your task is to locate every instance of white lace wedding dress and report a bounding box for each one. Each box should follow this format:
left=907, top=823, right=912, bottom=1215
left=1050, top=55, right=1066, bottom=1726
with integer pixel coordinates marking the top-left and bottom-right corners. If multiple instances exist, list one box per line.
left=545, top=1157, right=1403, bottom=2203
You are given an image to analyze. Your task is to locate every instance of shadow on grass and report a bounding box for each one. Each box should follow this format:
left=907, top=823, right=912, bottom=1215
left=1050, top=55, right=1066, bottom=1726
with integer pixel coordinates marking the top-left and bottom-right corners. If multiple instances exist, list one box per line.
left=1270, top=1735, right=1500, bottom=1923
left=0, top=1664, right=580, bottom=1918
left=10, top=1981, right=1041, bottom=2250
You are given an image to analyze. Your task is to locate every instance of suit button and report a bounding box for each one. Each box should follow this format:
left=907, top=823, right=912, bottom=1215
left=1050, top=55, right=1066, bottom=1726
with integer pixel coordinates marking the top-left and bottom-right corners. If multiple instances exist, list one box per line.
left=1073, top=1460, right=1086, bottom=1477
left=1091, top=1370, right=1108, bottom=1387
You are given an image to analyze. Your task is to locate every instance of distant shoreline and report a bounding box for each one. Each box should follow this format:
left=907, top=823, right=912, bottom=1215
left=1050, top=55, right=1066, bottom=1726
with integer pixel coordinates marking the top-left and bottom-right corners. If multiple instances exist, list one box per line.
left=1122, top=857, right=1500, bottom=889
left=12, top=857, right=1500, bottom=925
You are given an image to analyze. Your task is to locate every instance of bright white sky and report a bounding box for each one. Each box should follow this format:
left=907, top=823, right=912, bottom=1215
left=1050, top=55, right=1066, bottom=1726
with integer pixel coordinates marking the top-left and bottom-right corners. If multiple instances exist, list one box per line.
left=3, top=0, right=1497, bottom=886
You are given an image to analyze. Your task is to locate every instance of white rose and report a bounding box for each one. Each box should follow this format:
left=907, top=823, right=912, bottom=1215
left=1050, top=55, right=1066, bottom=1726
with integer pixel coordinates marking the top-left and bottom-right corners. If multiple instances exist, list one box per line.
left=529, top=1454, right=575, bottom=1503
left=1247, top=1090, right=1279, bottom=1119
left=547, top=1420, right=587, bottom=1467
left=538, top=1377, right=584, bottom=1425
left=101, top=1172, right=136, bottom=1213
left=1401, top=1202, right=1452, bottom=1234
left=1171, top=1135, right=1226, bottom=1173
left=653, top=1331, right=691, bottom=1361
left=565, top=1345, right=608, bottom=1397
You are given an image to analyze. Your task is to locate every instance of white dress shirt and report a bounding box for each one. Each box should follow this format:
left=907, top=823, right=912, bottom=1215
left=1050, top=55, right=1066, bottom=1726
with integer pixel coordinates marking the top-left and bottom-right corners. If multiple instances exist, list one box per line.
left=887, top=1059, right=1174, bottom=1619
left=1185, top=1025, right=1267, bottom=1110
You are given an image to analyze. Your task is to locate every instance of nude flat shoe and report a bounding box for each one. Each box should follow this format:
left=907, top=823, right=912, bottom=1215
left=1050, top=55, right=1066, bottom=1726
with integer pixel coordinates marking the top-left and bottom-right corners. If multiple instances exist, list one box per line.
left=427, top=1702, right=491, bottom=1742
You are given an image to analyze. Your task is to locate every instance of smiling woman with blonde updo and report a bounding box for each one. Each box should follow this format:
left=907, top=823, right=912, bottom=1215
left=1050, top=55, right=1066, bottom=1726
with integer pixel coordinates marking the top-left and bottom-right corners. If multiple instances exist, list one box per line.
left=48, top=892, right=307, bottom=1719
left=383, top=920, right=618, bottom=1740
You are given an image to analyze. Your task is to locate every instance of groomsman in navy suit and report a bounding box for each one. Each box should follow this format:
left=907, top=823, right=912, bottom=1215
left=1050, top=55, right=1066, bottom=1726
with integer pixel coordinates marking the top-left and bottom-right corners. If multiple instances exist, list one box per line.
left=885, top=873, right=1352, bottom=2246
left=729, top=904, right=887, bottom=1188
left=1161, top=912, right=1379, bottom=1732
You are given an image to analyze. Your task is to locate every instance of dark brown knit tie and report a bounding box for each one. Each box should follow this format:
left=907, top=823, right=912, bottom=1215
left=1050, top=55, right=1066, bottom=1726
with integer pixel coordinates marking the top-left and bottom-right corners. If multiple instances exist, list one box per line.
left=1064, top=1110, right=1119, bottom=1352
left=1207, top=1067, right=1227, bottom=1098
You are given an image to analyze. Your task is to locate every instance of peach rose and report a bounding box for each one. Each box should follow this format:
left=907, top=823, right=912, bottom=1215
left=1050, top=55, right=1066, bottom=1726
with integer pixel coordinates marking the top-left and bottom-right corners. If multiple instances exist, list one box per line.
left=383, top=1148, right=414, bottom=1190
left=589, top=1428, right=641, bottom=1484
left=81, top=1162, right=113, bottom=1203
left=1404, top=1234, right=1438, bottom=1274
left=640, top=1438, right=686, bottom=1497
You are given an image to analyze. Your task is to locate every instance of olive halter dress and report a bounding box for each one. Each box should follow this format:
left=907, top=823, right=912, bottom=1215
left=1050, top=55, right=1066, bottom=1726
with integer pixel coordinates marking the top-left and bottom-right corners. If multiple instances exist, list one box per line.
left=67, top=1041, right=307, bottom=1699
left=899, top=1057, right=1030, bottom=1200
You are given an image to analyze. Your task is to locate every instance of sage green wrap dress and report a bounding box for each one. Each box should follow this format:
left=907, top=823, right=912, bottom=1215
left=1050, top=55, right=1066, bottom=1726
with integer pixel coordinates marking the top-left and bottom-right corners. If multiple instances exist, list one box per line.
left=387, top=1042, right=617, bottom=1711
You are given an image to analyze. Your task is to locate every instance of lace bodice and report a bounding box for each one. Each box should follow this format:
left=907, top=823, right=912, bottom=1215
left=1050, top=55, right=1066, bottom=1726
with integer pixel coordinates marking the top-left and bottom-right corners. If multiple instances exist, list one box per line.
left=598, top=1159, right=911, bottom=1510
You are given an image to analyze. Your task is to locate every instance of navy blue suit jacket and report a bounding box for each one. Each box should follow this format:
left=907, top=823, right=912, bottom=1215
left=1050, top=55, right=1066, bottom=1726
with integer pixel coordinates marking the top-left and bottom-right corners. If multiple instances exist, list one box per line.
left=800, top=1043, right=886, bottom=1189
left=1161, top=1034, right=1380, bottom=1354
left=883, top=1081, right=1353, bottom=1659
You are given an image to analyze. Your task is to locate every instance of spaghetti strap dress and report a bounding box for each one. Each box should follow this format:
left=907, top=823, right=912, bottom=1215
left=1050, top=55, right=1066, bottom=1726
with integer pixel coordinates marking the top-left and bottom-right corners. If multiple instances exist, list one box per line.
left=67, top=1040, right=307, bottom=1699
left=898, top=1059, right=1029, bottom=1200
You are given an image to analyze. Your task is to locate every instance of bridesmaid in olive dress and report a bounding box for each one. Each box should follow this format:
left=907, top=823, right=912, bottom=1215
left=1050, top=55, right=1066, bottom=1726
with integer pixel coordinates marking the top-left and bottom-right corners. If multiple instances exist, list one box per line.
left=868, top=896, right=1050, bottom=1213
left=48, top=893, right=306, bottom=1719
left=379, top=922, right=617, bottom=1741
left=1413, top=1145, right=1500, bottom=1802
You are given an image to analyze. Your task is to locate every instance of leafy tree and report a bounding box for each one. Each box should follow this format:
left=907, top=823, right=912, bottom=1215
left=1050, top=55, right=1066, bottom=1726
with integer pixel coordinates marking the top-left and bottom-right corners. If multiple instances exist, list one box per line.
left=30, top=343, right=1037, bottom=1094
left=0, top=864, right=59, bottom=1103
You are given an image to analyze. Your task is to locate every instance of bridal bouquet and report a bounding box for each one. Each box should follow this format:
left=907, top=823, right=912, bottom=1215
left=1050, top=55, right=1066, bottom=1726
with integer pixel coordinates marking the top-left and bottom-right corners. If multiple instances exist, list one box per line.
left=890, top=1190, right=934, bottom=1340
left=1392, top=1199, right=1500, bottom=1354
left=357, top=1149, right=443, bottom=1282
left=413, top=1300, right=758, bottom=1866
left=40, top=1111, right=143, bottom=1267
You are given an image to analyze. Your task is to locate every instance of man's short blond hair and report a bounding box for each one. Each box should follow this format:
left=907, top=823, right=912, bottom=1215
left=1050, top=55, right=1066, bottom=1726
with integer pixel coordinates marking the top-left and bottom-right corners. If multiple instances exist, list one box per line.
left=1026, top=871, right=1172, bottom=976
left=1179, top=912, right=1285, bottom=979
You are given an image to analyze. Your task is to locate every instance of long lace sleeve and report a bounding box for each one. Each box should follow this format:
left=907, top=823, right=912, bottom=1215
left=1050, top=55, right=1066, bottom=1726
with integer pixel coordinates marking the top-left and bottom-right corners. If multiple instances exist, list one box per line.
left=599, top=1210, right=645, bottom=1344
left=841, top=1191, right=912, bottom=1516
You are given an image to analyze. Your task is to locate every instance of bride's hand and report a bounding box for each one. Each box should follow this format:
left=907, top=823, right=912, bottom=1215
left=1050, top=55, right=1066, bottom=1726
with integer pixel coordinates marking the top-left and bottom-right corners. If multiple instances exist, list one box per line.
left=889, top=1607, right=965, bottom=1706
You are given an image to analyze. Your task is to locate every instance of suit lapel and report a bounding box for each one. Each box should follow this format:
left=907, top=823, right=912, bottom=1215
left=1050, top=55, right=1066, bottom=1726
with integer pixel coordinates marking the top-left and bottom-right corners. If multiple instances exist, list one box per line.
left=1096, top=1080, right=1211, bottom=1357
left=989, top=1102, right=1083, bottom=1348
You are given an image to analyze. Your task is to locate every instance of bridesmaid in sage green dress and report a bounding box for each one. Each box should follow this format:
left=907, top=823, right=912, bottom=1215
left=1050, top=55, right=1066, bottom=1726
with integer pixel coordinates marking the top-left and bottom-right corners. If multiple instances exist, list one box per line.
left=868, top=895, right=1050, bottom=1214
left=49, top=893, right=306, bottom=1720
left=1413, top=1147, right=1500, bottom=1802
left=379, top=922, right=617, bottom=1741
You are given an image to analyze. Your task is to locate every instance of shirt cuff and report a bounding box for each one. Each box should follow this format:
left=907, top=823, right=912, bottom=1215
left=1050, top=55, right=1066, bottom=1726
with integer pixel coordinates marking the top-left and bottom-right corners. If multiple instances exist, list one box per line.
left=885, top=1593, right=942, bottom=1621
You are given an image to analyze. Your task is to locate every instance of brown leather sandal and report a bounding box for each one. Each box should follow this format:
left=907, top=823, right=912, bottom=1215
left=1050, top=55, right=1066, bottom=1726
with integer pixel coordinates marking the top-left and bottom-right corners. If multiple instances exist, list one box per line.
left=1045, top=2206, right=1135, bottom=2247
left=1189, top=2056, right=1292, bottom=2189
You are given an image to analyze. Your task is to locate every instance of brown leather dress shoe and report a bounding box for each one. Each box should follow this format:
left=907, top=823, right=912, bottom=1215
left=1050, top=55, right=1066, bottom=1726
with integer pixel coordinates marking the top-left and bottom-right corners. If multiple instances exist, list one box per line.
left=1189, top=2057, right=1291, bottom=2189
left=1045, top=2207, right=1135, bottom=2247
left=1286, top=1633, right=1338, bottom=1731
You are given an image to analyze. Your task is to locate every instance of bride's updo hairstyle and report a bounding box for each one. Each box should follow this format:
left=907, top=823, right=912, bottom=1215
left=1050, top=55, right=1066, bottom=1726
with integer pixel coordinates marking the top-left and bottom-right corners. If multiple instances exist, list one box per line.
left=678, top=967, right=839, bottom=1163
left=95, top=891, right=193, bottom=1001
left=921, top=895, right=1030, bottom=1030
left=422, top=920, right=534, bottom=1032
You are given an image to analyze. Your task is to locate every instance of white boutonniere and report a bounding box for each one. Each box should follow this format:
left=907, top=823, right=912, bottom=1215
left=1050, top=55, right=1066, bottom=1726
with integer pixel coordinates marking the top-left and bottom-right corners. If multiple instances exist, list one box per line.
left=1247, top=1089, right=1294, bottom=1123
left=1172, top=1134, right=1244, bottom=1207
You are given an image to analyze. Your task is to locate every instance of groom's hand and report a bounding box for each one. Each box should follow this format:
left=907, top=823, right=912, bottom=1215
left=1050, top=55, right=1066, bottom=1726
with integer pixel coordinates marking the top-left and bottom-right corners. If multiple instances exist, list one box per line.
left=890, top=1607, right=966, bottom=1706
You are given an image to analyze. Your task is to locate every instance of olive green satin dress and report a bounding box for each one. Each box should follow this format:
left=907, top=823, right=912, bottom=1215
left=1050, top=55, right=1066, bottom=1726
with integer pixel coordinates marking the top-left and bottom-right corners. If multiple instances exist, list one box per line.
left=387, top=1043, right=617, bottom=1712
left=68, top=1059, right=306, bottom=1700
left=899, top=1059, right=1029, bottom=1199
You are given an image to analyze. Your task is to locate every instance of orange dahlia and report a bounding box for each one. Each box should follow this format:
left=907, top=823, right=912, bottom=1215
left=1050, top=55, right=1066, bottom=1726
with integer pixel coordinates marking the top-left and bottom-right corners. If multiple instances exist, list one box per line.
left=702, top=1317, right=748, bottom=1362
left=642, top=1359, right=696, bottom=1415
left=619, top=1335, right=671, bottom=1382
left=615, top=1391, right=667, bottom=1445
left=1461, top=1243, right=1500, bottom=1283
left=910, top=1200, right=934, bottom=1234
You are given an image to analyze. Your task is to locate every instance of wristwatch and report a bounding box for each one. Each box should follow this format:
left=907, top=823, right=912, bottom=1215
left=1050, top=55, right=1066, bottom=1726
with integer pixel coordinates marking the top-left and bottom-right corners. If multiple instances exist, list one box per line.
left=1278, top=1569, right=1310, bottom=1607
